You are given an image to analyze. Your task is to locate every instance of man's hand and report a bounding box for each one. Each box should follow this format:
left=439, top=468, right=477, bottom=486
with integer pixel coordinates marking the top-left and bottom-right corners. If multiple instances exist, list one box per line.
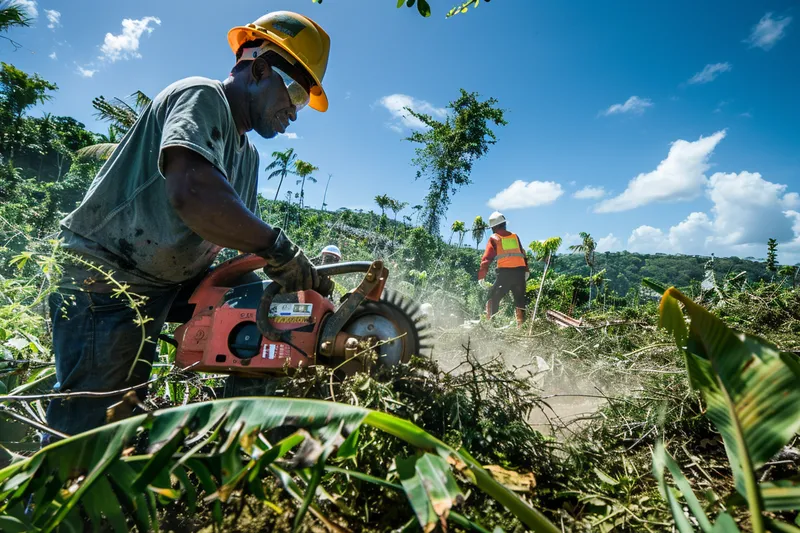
left=525, top=271, right=530, bottom=281
left=257, top=229, right=317, bottom=292
left=478, top=279, right=492, bottom=289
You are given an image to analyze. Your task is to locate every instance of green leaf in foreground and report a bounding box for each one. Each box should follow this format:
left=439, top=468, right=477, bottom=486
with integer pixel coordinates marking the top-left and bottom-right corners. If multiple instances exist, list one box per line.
left=658, top=287, right=800, bottom=532
left=0, top=397, right=559, bottom=532
left=397, top=453, right=464, bottom=531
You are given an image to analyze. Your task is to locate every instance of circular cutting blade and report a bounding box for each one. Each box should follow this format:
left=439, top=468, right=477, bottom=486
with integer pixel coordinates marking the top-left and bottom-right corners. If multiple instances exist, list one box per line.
left=338, top=289, right=431, bottom=373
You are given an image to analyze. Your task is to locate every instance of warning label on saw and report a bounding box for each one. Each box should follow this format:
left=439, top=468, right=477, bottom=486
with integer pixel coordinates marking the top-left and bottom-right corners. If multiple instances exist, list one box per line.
left=262, top=343, right=290, bottom=360
left=268, top=303, right=313, bottom=323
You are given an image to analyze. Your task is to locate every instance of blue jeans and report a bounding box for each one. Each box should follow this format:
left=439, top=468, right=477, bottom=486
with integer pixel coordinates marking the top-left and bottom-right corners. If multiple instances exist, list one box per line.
left=46, top=270, right=262, bottom=438
left=46, top=286, right=180, bottom=436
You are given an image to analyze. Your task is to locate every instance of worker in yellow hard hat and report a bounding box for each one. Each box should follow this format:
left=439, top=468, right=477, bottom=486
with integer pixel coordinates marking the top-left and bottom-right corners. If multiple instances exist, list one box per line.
left=44, top=12, right=331, bottom=440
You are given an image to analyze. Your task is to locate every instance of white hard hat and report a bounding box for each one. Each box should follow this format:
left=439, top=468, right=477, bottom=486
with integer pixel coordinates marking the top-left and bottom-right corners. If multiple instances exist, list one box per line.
left=321, top=244, right=341, bottom=259
left=488, top=211, right=506, bottom=228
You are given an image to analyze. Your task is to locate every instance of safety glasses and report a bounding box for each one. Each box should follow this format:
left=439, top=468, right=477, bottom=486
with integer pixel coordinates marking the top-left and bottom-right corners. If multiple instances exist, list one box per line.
left=237, top=43, right=312, bottom=112
left=272, top=66, right=310, bottom=112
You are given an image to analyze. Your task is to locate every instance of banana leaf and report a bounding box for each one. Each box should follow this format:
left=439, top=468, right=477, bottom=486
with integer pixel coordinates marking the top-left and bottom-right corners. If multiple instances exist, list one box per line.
left=0, top=397, right=559, bottom=533
left=659, top=288, right=800, bottom=532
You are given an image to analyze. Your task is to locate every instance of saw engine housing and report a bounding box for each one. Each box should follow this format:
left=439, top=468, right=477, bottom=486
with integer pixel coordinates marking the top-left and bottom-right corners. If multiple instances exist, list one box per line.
left=173, top=254, right=424, bottom=376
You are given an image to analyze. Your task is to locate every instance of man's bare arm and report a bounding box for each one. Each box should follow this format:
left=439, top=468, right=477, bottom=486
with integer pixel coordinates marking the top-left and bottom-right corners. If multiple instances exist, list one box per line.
left=163, top=146, right=277, bottom=253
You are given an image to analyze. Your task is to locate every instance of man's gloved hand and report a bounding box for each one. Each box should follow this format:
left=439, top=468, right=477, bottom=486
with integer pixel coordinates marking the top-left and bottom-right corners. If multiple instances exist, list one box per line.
left=478, top=279, right=492, bottom=289
left=257, top=229, right=318, bottom=292
left=525, top=271, right=530, bottom=281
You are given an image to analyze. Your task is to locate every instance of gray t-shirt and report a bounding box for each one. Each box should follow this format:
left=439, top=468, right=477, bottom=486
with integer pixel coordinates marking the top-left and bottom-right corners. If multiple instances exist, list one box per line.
left=60, top=77, right=260, bottom=290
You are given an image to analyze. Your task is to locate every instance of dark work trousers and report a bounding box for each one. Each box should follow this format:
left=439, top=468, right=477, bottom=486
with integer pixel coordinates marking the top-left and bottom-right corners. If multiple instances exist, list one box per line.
left=486, top=267, right=527, bottom=317
left=45, top=269, right=261, bottom=439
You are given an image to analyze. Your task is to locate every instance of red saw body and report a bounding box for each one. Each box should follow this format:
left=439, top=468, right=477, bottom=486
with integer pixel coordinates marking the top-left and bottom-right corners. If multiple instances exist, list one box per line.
left=174, top=254, right=429, bottom=377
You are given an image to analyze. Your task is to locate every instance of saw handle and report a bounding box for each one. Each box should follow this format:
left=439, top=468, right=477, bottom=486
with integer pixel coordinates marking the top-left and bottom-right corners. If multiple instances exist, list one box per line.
left=256, top=261, right=375, bottom=340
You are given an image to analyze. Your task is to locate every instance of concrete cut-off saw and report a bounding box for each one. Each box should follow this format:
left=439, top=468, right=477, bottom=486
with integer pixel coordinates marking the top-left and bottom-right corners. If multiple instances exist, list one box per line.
left=173, top=254, right=431, bottom=379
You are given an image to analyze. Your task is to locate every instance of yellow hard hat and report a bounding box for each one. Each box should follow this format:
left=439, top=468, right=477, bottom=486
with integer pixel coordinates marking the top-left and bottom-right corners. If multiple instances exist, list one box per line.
left=228, top=11, right=330, bottom=112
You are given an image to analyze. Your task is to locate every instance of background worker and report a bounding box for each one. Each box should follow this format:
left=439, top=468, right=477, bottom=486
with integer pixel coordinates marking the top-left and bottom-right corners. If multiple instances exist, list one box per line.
left=46, top=11, right=331, bottom=438
left=312, top=244, right=342, bottom=265
left=477, top=211, right=530, bottom=327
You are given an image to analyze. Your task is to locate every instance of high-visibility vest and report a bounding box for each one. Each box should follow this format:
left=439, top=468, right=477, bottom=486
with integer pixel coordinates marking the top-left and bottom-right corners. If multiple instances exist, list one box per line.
left=494, top=232, right=527, bottom=269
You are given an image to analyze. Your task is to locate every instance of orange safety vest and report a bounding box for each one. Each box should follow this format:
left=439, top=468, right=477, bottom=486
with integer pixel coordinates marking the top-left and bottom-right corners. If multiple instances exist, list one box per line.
left=494, top=232, right=527, bottom=269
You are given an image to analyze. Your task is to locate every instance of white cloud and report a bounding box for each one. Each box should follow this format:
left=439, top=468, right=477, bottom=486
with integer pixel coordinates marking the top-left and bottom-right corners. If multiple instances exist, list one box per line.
left=745, top=12, right=792, bottom=50
left=99, top=16, right=161, bottom=62
left=45, top=9, right=60, bottom=29
left=279, top=132, right=299, bottom=140
left=600, top=96, right=653, bottom=117
left=573, top=186, right=606, bottom=200
left=667, top=212, right=713, bottom=252
left=596, top=233, right=622, bottom=252
left=713, top=100, right=732, bottom=113
left=624, top=172, right=800, bottom=258
left=487, top=180, right=564, bottom=210
left=76, top=66, right=97, bottom=78
left=378, top=94, right=447, bottom=131
left=687, top=63, right=732, bottom=85
left=16, top=0, right=37, bottom=18
left=627, top=226, right=668, bottom=254
left=739, top=112, right=753, bottom=118
left=594, top=130, right=726, bottom=213
left=49, top=51, right=57, bottom=60
left=706, top=171, right=799, bottom=247
left=562, top=233, right=582, bottom=249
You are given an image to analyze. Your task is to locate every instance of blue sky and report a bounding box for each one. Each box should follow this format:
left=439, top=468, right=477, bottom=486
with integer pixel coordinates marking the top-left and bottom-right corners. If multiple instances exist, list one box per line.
left=5, top=0, right=800, bottom=262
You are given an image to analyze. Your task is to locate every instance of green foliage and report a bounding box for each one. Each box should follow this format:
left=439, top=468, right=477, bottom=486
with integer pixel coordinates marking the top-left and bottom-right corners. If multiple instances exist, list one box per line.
left=555, top=250, right=772, bottom=297
left=312, top=0, right=491, bottom=19
left=0, top=394, right=558, bottom=532
left=0, top=63, right=58, bottom=159
left=446, top=0, right=486, bottom=17
left=767, top=237, right=778, bottom=273
left=0, top=1, right=31, bottom=34
left=265, top=147, right=297, bottom=202
left=405, top=90, right=506, bottom=234
left=76, top=91, right=151, bottom=160
left=293, top=159, right=318, bottom=209
left=657, top=287, right=800, bottom=532
left=471, top=215, right=487, bottom=249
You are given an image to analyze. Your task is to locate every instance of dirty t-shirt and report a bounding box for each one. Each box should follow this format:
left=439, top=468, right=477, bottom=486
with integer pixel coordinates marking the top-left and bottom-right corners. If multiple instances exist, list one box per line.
left=60, top=77, right=260, bottom=291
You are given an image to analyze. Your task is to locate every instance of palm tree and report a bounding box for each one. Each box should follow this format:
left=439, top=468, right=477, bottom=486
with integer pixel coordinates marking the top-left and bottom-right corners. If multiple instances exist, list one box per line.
left=293, top=159, right=318, bottom=209
left=449, top=220, right=465, bottom=246
left=76, top=91, right=151, bottom=160
left=569, top=232, right=597, bottom=302
left=321, top=173, right=333, bottom=210
left=411, top=204, right=423, bottom=225
left=389, top=198, right=408, bottom=248
left=374, top=194, right=392, bottom=232
left=528, top=236, right=562, bottom=326
left=0, top=1, right=31, bottom=50
left=265, top=148, right=297, bottom=202
left=374, top=194, right=391, bottom=218
left=471, top=216, right=488, bottom=250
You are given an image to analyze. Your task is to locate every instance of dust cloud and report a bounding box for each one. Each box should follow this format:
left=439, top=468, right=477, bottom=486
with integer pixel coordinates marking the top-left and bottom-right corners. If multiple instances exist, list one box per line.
left=423, top=310, right=636, bottom=437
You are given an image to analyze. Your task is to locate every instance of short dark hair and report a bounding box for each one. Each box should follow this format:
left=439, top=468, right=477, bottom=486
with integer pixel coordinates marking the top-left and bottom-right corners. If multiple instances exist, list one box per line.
left=493, top=222, right=507, bottom=232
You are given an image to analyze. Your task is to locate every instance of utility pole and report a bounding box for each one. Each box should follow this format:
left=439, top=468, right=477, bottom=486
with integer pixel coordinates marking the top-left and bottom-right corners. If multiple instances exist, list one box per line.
left=321, top=173, right=333, bottom=211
